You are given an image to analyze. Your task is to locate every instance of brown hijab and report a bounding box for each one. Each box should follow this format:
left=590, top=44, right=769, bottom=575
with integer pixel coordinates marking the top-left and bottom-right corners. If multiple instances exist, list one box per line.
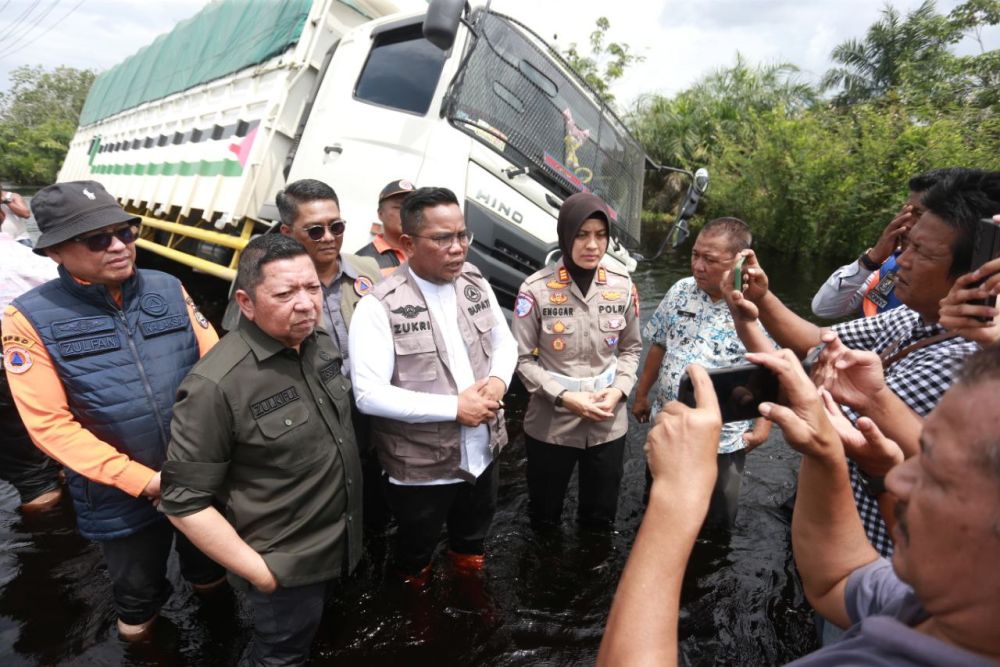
left=557, top=192, right=610, bottom=295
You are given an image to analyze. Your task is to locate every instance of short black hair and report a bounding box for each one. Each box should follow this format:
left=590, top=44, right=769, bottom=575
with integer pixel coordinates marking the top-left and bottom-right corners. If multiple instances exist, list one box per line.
left=908, top=168, right=959, bottom=194
left=400, top=187, right=459, bottom=236
left=957, top=345, right=1000, bottom=488
left=276, top=179, right=339, bottom=227
left=921, top=169, right=1000, bottom=277
left=699, top=217, right=752, bottom=254
left=235, top=233, right=309, bottom=298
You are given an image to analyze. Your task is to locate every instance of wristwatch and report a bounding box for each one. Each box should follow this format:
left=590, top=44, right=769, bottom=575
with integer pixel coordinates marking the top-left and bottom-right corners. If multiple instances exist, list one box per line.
left=858, top=470, right=887, bottom=498
left=858, top=248, right=881, bottom=271
left=554, top=389, right=567, bottom=407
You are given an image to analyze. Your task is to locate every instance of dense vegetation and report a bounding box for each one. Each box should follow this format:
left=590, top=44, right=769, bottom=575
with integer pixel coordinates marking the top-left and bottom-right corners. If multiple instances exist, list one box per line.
left=627, top=0, right=1000, bottom=257
left=1, top=1, right=997, bottom=261
left=0, top=65, right=95, bottom=186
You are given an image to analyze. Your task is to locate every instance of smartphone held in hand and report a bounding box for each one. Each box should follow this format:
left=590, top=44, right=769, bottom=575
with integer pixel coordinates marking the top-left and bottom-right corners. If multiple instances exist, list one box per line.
left=969, top=218, right=1000, bottom=322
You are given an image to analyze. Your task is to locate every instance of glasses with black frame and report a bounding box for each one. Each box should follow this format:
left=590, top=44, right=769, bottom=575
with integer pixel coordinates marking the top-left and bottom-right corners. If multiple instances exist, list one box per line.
left=410, top=230, right=474, bottom=249
left=72, top=223, right=140, bottom=252
left=303, top=220, right=347, bottom=241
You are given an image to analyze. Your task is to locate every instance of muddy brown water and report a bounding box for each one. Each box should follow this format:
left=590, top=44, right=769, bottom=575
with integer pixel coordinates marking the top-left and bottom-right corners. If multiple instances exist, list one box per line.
left=0, top=241, right=843, bottom=665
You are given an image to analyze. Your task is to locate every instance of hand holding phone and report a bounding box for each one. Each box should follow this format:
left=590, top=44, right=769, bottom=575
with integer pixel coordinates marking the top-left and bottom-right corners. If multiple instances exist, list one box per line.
left=677, top=348, right=819, bottom=423
left=968, top=218, right=1000, bottom=321
left=733, top=255, right=746, bottom=292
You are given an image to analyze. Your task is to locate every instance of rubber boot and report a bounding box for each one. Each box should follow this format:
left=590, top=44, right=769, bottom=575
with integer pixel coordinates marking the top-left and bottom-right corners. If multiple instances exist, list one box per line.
left=446, top=550, right=484, bottom=575
left=398, top=562, right=432, bottom=590
left=117, top=614, right=157, bottom=642
left=20, top=488, right=62, bottom=513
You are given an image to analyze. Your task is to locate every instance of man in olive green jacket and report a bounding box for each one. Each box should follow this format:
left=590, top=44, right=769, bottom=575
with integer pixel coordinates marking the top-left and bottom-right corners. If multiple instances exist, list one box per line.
left=162, top=234, right=362, bottom=665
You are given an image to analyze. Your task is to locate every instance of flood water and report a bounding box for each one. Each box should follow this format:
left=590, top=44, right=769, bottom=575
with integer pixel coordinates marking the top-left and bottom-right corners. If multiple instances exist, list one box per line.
left=0, top=237, right=844, bottom=665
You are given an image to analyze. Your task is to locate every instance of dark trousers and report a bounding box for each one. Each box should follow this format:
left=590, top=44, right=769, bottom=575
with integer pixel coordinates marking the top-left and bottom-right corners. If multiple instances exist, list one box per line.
left=350, top=401, right=390, bottom=531
left=383, top=460, right=499, bottom=575
left=525, top=433, right=626, bottom=529
left=705, top=448, right=746, bottom=530
left=100, top=519, right=225, bottom=624
left=0, top=369, right=61, bottom=504
left=643, top=448, right=747, bottom=530
left=243, top=581, right=329, bottom=667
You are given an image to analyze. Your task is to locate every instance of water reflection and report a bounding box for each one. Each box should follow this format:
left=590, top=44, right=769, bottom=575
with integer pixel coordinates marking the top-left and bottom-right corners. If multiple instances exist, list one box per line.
left=0, top=243, right=842, bottom=665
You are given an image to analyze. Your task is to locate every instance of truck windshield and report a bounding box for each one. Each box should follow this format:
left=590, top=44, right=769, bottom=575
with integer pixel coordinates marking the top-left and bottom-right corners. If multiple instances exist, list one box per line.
left=444, top=10, right=645, bottom=245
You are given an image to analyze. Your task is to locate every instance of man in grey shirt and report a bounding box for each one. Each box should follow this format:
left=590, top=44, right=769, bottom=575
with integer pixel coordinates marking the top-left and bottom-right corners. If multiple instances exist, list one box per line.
left=598, top=345, right=1000, bottom=665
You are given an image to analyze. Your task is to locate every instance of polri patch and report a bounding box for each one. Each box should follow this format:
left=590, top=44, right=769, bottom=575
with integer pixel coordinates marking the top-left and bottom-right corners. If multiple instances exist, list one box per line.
left=515, top=292, right=535, bottom=318
left=3, top=347, right=32, bottom=374
left=354, top=276, right=374, bottom=297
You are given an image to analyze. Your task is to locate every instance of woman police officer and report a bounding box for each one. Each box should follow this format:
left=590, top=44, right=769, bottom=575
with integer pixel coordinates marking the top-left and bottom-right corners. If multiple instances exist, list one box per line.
left=511, top=192, right=641, bottom=528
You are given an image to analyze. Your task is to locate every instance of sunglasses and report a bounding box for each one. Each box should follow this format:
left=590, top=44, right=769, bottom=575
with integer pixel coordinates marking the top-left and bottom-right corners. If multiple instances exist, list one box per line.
left=73, top=224, right=139, bottom=252
left=303, top=220, right=347, bottom=241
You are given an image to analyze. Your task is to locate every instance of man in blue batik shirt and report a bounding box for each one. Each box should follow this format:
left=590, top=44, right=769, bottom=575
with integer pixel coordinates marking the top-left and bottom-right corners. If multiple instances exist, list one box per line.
left=633, top=218, right=770, bottom=529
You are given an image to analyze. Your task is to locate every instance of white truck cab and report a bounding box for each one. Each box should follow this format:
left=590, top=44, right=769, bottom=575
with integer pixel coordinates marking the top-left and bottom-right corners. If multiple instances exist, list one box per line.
left=59, top=0, right=649, bottom=310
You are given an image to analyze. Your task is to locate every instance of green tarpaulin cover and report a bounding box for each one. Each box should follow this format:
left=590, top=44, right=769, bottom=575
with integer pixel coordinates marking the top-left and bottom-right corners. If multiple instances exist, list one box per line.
left=79, top=0, right=312, bottom=126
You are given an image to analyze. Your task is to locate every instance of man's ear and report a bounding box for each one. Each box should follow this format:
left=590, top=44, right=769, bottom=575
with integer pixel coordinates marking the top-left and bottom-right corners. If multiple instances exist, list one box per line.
left=43, top=245, right=65, bottom=265
left=400, top=234, right=416, bottom=259
left=279, top=224, right=292, bottom=236
left=235, top=289, right=255, bottom=321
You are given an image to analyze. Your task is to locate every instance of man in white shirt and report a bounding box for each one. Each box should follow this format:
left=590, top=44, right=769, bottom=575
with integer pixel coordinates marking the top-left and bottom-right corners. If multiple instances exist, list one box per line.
left=349, top=187, right=516, bottom=582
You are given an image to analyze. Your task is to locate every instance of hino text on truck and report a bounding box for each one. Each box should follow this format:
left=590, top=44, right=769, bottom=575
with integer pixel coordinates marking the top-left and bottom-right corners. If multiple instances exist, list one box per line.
left=58, top=0, right=707, bottom=313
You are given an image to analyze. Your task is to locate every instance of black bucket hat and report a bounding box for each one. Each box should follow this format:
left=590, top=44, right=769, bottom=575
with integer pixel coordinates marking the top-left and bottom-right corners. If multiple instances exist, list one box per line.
left=31, top=180, right=140, bottom=254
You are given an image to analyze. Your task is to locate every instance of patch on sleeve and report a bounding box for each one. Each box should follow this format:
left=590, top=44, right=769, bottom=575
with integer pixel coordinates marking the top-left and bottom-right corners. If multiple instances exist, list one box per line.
left=515, top=292, right=535, bottom=318
left=354, top=276, right=374, bottom=297
left=185, top=295, right=211, bottom=329
left=3, top=347, right=33, bottom=374
left=2, top=333, right=34, bottom=349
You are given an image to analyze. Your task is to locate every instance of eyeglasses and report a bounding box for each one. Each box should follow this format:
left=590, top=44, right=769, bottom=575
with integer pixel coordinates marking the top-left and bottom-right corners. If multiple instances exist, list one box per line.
left=73, top=224, right=139, bottom=252
left=303, top=220, right=346, bottom=241
left=411, top=230, right=474, bottom=249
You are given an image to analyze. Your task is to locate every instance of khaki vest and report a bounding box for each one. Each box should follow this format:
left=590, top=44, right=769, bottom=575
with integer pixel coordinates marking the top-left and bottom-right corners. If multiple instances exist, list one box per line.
left=369, top=262, right=508, bottom=482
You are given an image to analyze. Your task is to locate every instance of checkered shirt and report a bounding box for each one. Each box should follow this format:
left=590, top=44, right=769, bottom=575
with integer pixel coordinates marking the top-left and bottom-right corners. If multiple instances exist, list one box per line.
left=834, top=306, right=981, bottom=556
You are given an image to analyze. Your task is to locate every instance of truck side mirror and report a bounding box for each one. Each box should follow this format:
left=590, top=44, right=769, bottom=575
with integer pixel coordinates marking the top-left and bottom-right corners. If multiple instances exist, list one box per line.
left=424, top=0, right=466, bottom=51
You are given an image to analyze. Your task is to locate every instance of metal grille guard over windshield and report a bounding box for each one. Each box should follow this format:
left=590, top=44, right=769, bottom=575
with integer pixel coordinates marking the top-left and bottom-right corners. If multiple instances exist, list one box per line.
left=442, top=9, right=645, bottom=249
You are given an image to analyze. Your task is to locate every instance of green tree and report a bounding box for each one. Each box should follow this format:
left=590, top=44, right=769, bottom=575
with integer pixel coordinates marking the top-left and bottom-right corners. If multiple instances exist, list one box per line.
left=0, top=65, right=95, bottom=184
left=630, top=56, right=816, bottom=212
left=820, top=0, right=1000, bottom=107
left=562, top=17, right=643, bottom=107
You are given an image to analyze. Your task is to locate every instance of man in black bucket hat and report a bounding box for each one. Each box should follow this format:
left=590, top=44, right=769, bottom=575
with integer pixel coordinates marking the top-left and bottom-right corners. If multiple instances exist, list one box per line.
left=1, top=180, right=225, bottom=640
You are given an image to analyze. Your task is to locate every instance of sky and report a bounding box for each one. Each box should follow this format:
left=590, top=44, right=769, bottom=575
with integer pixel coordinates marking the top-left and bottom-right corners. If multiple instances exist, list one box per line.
left=0, top=0, right=996, bottom=109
